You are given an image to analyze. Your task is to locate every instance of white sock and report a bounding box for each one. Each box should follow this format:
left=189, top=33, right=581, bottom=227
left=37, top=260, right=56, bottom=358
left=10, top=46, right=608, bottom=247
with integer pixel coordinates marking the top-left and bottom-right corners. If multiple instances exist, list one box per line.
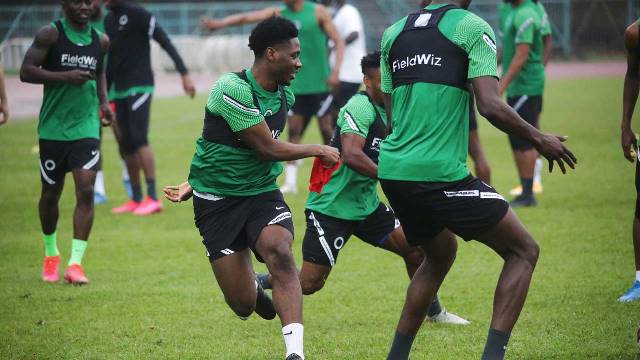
left=534, top=158, right=542, bottom=184
left=121, top=161, right=130, bottom=181
left=283, top=323, right=304, bottom=359
left=285, top=163, right=298, bottom=187
left=94, top=170, right=106, bottom=195
left=636, top=271, right=640, bottom=282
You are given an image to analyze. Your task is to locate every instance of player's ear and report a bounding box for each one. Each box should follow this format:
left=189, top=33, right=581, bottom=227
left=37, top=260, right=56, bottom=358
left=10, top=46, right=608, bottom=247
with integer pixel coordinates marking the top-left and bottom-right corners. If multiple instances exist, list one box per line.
left=363, top=74, right=371, bottom=89
left=265, top=47, right=277, bottom=62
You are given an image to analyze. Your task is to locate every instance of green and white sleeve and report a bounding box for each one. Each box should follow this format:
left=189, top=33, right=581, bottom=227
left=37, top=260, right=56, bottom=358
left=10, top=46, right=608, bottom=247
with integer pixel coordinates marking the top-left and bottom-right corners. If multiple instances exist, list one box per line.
left=458, top=15, right=499, bottom=79
left=207, top=73, right=264, bottom=132
left=338, top=95, right=374, bottom=138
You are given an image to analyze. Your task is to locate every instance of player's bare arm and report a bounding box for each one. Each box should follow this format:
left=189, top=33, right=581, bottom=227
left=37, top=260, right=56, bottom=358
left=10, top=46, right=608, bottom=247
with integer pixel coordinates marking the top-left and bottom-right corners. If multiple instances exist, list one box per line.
left=341, top=133, right=378, bottom=179
left=96, top=33, right=113, bottom=126
left=622, top=21, right=640, bottom=163
left=542, top=34, right=552, bottom=66
left=498, top=43, right=530, bottom=95
left=316, top=4, right=344, bottom=87
left=20, top=25, right=93, bottom=85
left=237, top=121, right=339, bottom=166
left=0, top=65, right=8, bottom=126
left=201, top=7, right=281, bottom=31
left=163, top=182, right=193, bottom=203
left=473, top=75, right=577, bottom=173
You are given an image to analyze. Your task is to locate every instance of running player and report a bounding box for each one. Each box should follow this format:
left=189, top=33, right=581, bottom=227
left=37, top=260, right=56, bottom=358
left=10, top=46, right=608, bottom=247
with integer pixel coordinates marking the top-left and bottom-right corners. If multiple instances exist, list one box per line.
left=503, top=0, right=553, bottom=196
left=20, top=0, right=113, bottom=284
left=378, top=1, right=576, bottom=359
left=498, top=0, right=546, bottom=207
left=618, top=18, right=640, bottom=302
left=202, top=0, right=345, bottom=194
left=164, top=17, right=339, bottom=360
left=318, top=0, right=366, bottom=143
left=105, top=0, right=196, bottom=216
left=257, top=51, right=468, bottom=325
left=0, top=61, right=8, bottom=126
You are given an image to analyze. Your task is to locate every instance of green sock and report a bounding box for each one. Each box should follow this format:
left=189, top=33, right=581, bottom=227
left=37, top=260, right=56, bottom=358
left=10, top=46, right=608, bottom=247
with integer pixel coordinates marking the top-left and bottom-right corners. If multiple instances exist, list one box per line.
left=68, top=239, right=88, bottom=265
left=43, top=232, right=59, bottom=257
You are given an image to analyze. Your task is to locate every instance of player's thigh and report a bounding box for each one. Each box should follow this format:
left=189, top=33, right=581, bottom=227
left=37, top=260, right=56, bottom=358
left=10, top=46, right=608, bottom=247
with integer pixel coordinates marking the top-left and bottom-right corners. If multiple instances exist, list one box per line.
left=68, top=138, right=99, bottom=188
left=245, top=191, right=295, bottom=265
left=128, top=93, right=152, bottom=148
left=299, top=261, right=332, bottom=293
left=355, top=203, right=400, bottom=249
left=475, top=208, right=538, bottom=264
left=38, top=139, right=70, bottom=188
left=303, top=209, right=355, bottom=268
left=210, top=249, right=256, bottom=305
left=507, top=95, right=541, bottom=151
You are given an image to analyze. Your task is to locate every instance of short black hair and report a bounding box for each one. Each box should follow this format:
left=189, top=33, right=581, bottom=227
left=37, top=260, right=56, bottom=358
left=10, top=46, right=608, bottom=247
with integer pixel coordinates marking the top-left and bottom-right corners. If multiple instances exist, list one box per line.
left=248, top=16, right=299, bottom=57
left=361, top=50, right=381, bottom=75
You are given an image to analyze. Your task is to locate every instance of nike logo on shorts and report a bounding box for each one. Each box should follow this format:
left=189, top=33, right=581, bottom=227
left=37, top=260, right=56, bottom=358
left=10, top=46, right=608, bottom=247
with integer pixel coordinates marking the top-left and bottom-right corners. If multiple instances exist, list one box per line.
left=276, top=206, right=285, bottom=210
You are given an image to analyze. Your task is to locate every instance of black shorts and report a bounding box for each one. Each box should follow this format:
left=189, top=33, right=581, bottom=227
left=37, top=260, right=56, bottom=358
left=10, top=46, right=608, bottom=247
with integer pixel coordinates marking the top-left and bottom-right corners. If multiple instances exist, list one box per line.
left=507, top=95, right=543, bottom=150
left=302, top=203, right=400, bottom=267
left=193, top=190, right=295, bottom=262
left=326, top=82, right=361, bottom=119
left=380, top=176, right=509, bottom=244
left=290, top=93, right=330, bottom=122
left=469, top=93, right=478, bottom=131
left=114, top=93, right=152, bottom=155
left=39, top=138, right=100, bottom=185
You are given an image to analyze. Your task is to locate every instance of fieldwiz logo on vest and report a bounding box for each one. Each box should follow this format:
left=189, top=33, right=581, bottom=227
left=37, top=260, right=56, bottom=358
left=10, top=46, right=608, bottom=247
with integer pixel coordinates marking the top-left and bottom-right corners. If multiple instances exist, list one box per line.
left=60, top=54, right=98, bottom=69
left=392, top=53, right=442, bottom=72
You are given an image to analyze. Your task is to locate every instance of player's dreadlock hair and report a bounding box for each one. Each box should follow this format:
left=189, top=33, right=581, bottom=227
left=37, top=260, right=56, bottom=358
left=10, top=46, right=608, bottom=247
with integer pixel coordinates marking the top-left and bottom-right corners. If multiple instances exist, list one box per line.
left=248, top=16, right=299, bottom=57
left=361, top=50, right=381, bottom=75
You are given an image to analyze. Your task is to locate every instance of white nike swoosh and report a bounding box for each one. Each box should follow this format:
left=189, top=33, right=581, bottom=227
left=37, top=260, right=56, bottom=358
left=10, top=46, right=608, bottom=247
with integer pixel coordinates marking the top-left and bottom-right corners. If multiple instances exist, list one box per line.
left=276, top=206, right=285, bottom=210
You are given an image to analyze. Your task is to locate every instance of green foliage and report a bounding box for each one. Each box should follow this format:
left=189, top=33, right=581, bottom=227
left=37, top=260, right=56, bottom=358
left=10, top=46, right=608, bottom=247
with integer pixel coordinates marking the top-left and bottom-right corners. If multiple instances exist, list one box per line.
left=0, top=77, right=638, bottom=359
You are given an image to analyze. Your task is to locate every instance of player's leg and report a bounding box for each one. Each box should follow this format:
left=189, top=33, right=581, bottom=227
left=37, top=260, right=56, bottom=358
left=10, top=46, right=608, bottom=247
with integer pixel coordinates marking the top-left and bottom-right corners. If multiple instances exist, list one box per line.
left=317, top=93, right=335, bottom=145
left=468, top=129, right=491, bottom=185
left=282, top=110, right=307, bottom=194
left=474, top=208, right=539, bottom=360
left=93, top=127, right=107, bottom=204
left=508, top=95, right=541, bottom=207
left=210, top=249, right=261, bottom=318
left=619, top=160, right=640, bottom=302
left=112, top=98, right=145, bottom=212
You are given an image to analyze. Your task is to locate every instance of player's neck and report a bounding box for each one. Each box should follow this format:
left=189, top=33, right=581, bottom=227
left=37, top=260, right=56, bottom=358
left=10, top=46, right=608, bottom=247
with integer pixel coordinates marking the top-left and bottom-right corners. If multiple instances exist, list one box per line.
left=65, top=17, right=89, bottom=33
left=251, top=63, right=279, bottom=93
left=510, top=0, right=525, bottom=7
left=429, top=0, right=454, bottom=6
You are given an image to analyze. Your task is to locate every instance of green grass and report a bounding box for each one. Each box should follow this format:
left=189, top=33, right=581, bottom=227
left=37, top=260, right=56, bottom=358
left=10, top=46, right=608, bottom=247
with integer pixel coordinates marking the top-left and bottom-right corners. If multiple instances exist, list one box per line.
left=1, top=77, right=639, bottom=359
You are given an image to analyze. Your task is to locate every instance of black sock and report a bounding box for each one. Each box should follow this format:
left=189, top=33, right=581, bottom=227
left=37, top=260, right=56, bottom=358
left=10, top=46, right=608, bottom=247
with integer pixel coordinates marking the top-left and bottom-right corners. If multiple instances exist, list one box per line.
left=427, top=294, right=442, bottom=317
left=386, top=331, right=414, bottom=360
left=520, top=177, right=533, bottom=196
left=132, top=184, right=143, bottom=202
left=146, top=178, right=157, bottom=200
left=481, top=328, right=511, bottom=360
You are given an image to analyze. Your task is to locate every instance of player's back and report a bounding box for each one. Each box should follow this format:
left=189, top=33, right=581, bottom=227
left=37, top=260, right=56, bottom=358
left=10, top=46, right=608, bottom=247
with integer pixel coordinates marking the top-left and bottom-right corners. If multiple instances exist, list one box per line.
left=379, top=5, right=498, bottom=183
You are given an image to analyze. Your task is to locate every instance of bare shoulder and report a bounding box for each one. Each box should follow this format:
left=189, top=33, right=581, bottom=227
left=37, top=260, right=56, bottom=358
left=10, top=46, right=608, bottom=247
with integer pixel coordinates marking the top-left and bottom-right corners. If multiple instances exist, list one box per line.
left=624, top=21, right=639, bottom=52
left=314, top=3, right=330, bottom=21
left=34, top=24, right=59, bottom=47
left=99, top=32, right=110, bottom=51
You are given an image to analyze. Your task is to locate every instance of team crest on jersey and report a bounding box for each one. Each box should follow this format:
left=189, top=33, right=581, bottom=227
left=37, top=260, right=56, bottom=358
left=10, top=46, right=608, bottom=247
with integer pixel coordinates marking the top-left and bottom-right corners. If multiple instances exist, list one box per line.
left=119, top=15, right=128, bottom=26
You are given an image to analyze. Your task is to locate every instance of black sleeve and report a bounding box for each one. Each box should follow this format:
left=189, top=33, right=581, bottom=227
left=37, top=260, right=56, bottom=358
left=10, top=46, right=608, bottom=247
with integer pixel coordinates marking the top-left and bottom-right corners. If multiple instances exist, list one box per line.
left=151, top=18, right=188, bottom=75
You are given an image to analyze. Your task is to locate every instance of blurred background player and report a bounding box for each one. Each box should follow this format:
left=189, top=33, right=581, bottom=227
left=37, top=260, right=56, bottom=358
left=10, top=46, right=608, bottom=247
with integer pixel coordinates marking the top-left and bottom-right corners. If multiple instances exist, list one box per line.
left=257, top=51, right=468, bottom=325
left=318, top=0, right=366, bottom=142
left=20, top=0, right=113, bottom=284
left=503, top=0, right=552, bottom=196
left=90, top=0, right=108, bottom=204
left=105, top=0, right=196, bottom=216
left=618, top=17, right=640, bottom=302
left=378, top=0, right=576, bottom=358
left=0, top=60, right=8, bottom=127
left=201, top=0, right=345, bottom=194
left=165, top=17, right=339, bottom=360
left=498, top=0, right=546, bottom=207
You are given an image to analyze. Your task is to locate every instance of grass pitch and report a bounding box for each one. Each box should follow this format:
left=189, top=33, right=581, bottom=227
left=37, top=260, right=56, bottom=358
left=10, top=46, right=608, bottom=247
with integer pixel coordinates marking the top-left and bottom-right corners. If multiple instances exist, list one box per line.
left=1, top=77, right=639, bottom=359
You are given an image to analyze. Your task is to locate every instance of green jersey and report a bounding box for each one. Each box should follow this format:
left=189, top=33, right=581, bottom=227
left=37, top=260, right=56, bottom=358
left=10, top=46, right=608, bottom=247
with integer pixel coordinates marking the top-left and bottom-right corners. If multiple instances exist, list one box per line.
left=188, top=69, right=295, bottom=197
left=281, top=2, right=330, bottom=95
left=500, top=0, right=545, bottom=96
left=306, top=93, right=387, bottom=220
left=39, top=18, right=101, bottom=141
left=379, top=4, right=498, bottom=182
left=499, top=2, right=551, bottom=39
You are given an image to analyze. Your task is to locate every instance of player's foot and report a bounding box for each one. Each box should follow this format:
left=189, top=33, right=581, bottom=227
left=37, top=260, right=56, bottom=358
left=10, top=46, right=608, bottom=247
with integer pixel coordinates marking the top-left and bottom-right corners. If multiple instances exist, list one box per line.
left=93, top=192, right=107, bottom=205
left=427, top=309, right=470, bottom=325
left=42, top=255, right=60, bottom=282
left=509, top=182, right=543, bottom=196
left=64, top=264, right=89, bottom=285
left=256, top=272, right=272, bottom=290
left=133, top=196, right=163, bottom=216
left=509, top=194, right=537, bottom=208
left=111, top=199, right=141, bottom=214
left=280, top=183, right=298, bottom=194
left=618, top=281, right=640, bottom=302
left=285, top=354, right=303, bottom=360
left=255, top=279, right=276, bottom=320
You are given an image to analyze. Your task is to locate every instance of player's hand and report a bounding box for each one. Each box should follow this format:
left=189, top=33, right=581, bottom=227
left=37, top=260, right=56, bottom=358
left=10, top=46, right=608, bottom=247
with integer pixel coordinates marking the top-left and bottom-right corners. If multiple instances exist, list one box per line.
left=64, top=70, right=94, bottom=85
left=535, top=134, right=577, bottom=174
left=317, top=145, right=340, bottom=168
left=200, top=16, right=225, bottom=32
left=621, top=126, right=637, bottom=163
left=327, top=71, right=340, bottom=88
left=99, top=102, right=113, bottom=127
left=182, top=74, right=196, bottom=98
left=163, top=182, right=193, bottom=203
left=0, top=101, right=8, bottom=126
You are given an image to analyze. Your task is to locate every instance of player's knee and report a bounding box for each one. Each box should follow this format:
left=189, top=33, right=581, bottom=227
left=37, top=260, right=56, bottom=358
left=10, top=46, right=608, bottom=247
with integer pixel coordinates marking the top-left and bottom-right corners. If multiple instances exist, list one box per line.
left=226, top=298, right=255, bottom=318
left=404, top=248, right=425, bottom=269
left=524, top=239, right=540, bottom=268
left=301, top=276, right=324, bottom=295
left=76, top=183, right=95, bottom=204
left=263, top=242, right=295, bottom=273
